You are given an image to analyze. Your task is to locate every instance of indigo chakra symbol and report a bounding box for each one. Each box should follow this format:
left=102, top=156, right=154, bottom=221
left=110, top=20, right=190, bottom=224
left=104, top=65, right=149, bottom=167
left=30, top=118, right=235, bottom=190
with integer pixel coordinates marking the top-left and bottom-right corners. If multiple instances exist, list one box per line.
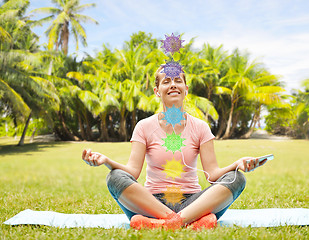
left=161, top=60, right=184, bottom=81
left=160, top=33, right=185, bottom=55
left=162, top=132, right=186, bottom=153
left=162, top=105, right=186, bottom=127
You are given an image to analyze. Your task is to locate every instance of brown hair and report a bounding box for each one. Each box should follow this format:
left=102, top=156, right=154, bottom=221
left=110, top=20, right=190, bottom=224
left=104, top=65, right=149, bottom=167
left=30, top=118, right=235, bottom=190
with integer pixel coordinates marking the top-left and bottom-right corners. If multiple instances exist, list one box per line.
left=155, top=65, right=186, bottom=88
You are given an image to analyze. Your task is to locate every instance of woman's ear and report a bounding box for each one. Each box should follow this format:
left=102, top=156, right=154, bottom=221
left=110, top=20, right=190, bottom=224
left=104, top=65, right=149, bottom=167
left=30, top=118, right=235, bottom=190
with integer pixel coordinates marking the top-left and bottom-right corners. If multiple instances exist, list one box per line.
left=154, top=87, right=160, bottom=97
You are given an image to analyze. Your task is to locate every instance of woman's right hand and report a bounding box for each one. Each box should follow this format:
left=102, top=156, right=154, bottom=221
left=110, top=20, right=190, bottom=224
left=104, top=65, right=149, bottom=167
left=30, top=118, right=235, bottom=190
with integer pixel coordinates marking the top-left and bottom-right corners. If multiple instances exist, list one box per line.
left=82, top=149, right=107, bottom=167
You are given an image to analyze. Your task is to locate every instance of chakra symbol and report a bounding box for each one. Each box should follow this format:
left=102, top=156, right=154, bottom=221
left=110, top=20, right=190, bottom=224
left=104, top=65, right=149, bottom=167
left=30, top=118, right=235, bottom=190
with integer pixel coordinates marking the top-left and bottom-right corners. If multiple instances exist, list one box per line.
left=161, top=59, right=184, bottom=81
left=162, top=158, right=185, bottom=180
left=162, top=105, right=186, bottom=127
left=162, top=132, right=186, bottom=153
left=160, top=33, right=185, bottom=55
left=163, top=185, right=185, bottom=206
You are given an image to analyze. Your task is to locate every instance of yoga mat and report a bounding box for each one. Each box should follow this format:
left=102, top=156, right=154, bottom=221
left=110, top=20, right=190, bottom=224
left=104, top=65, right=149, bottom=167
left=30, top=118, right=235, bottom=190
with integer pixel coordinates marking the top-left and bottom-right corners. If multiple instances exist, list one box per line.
left=3, top=208, right=309, bottom=228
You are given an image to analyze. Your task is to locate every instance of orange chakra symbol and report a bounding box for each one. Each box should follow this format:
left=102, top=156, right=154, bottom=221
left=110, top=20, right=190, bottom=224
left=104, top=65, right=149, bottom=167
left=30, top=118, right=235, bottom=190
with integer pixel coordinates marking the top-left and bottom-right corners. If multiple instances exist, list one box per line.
left=163, top=185, right=185, bottom=206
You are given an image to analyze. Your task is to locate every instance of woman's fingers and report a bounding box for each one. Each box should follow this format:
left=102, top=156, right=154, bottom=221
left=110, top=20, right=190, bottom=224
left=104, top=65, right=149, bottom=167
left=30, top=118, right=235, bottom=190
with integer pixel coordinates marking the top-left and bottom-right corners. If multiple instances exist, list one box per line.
left=82, top=149, right=87, bottom=160
left=245, top=158, right=259, bottom=172
left=89, top=154, right=95, bottom=166
left=82, top=150, right=104, bottom=167
left=88, top=152, right=100, bottom=167
left=82, top=149, right=94, bottom=166
left=83, top=149, right=92, bottom=161
left=91, top=153, right=98, bottom=166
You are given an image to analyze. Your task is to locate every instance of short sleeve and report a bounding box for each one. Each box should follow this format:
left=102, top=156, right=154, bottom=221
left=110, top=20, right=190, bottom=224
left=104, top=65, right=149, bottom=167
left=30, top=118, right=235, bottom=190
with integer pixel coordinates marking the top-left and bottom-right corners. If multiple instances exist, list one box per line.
left=130, top=120, right=146, bottom=145
left=199, top=121, right=215, bottom=146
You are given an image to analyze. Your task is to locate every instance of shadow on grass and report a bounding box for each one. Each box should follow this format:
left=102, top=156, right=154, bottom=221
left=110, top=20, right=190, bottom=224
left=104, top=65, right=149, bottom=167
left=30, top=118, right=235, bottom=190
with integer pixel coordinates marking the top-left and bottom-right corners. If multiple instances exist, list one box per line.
left=0, top=141, right=71, bottom=156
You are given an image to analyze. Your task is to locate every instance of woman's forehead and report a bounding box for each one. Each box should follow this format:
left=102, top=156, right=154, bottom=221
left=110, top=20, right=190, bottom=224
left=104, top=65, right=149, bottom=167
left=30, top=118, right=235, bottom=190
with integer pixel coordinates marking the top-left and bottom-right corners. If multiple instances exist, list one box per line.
left=158, top=72, right=185, bottom=82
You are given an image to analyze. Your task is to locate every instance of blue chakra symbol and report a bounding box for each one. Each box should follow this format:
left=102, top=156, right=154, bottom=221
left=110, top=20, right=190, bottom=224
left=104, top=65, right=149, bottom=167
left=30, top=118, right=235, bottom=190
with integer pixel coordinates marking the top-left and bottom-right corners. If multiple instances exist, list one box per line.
left=161, top=60, right=184, bottom=81
left=160, top=33, right=185, bottom=55
left=162, top=105, right=186, bottom=127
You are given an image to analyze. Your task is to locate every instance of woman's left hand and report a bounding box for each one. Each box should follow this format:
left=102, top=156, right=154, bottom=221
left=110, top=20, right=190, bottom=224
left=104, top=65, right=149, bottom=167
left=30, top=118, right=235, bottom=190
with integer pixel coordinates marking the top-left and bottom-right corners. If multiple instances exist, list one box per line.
left=234, top=157, right=259, bottom=172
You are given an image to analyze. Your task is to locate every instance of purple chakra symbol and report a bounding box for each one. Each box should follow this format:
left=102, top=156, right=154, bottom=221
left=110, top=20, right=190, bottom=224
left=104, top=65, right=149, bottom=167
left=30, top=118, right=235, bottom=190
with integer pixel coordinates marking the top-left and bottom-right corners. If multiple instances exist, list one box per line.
left=161, top=60, right=184, bottom=81
left=160, top=33, right=185, bottom=55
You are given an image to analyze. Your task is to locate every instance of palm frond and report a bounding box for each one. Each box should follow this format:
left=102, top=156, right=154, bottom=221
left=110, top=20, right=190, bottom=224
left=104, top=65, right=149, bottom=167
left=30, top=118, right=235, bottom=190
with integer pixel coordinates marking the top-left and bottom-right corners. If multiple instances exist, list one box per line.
left=78, top=90, right=101, bottom=116
left=29, top=7, right=61, bottom=15
left=185, top=94, right=219, bottom=121
left=75, top=3, right=97, bottom=13
left=74, top=13, right=98, bottom=24
left=214, top=86, right=232, bottom=95
left=0, top=26, right=12, bottom=43
left=0, top=78, right=30, bottom=119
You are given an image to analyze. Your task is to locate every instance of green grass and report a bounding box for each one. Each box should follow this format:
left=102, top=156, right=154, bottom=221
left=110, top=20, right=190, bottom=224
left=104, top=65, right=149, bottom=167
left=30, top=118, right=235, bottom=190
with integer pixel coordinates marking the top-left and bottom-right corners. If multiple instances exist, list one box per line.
left=0, top=138, right=308, bottom=239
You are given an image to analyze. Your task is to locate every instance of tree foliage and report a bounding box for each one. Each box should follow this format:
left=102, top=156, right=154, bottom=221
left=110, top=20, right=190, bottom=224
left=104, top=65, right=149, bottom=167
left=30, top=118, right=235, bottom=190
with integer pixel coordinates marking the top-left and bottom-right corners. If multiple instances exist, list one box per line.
left=1, top=1, right=307, bottom=143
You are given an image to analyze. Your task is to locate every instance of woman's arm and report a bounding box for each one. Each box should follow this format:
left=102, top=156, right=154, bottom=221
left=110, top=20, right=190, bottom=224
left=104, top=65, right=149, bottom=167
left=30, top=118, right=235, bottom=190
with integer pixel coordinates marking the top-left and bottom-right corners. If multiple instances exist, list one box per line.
left=199, top=140, right=258, bottom=182
left=82, top=141, right=146, bottom=179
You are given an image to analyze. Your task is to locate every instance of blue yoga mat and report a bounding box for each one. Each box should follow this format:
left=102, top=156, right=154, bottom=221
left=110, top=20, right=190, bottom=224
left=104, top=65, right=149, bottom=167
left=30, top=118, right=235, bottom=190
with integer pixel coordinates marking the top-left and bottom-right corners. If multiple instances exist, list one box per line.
left=4, top=208, right=309, bottom=228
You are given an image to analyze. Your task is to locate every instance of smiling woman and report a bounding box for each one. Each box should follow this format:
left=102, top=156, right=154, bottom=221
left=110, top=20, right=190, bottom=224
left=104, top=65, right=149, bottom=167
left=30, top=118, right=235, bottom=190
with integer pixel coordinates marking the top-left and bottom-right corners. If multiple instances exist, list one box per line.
left=81, top=34, right=263, bottom=230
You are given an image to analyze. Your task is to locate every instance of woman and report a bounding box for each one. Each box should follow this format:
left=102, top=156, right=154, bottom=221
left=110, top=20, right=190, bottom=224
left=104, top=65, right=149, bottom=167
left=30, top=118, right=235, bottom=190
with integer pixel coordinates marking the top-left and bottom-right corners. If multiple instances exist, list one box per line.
left=82, top=65, right=261, bottom=230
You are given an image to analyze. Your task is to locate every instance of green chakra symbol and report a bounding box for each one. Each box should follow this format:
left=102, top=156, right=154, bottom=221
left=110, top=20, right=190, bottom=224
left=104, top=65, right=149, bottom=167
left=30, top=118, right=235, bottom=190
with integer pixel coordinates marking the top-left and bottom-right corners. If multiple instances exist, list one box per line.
left=162, top=132, right=186, bottom=153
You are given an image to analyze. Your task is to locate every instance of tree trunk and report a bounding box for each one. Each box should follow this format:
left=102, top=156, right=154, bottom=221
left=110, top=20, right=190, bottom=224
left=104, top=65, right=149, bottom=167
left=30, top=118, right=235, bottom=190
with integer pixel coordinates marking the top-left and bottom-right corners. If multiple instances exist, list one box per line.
left=215, top=116, right=226, bottom=139
left=222, top=101, right=235, bottom=139
left=106, top=114, right=116, bottom=139
left=48, top=60, right=53, bottom=75
left=18, top=112, right=32, bottom=146
left=205, top=88, right=212, bottom=121
left=229, top=111, right=240, bottom=138
left=62, top=22, right=69, bottom=55
left=78, top=113, right=86, bottom=140
left=99, top=112, right=109, bottom=142
left=84, top=113, right=93, bottom=141
left=58, top=111, right=80, bottom=141
left=30, top=127, right=37, bottom=143
left=131, top=109, right=137, bottom=135
left=241, top=112, right=259, bottom=139
left=120, top=106, right=127, bottom=141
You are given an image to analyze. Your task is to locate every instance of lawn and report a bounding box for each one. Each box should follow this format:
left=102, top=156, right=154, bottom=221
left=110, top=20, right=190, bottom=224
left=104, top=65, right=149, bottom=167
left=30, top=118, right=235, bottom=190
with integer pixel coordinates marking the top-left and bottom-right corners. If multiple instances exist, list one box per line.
left=0, top=138, right=308, bottom=239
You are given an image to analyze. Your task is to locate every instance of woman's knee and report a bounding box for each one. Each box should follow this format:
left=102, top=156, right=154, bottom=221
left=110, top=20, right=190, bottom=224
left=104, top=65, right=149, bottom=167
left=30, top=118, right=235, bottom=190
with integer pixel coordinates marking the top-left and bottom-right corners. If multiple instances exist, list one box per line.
left=106, top=169, right=124, bottom=187
left=106, top=169, right=137, bottom=199
left=231, top=171, right=246, bottom=199
left=217, top=170, right=246, bottom=199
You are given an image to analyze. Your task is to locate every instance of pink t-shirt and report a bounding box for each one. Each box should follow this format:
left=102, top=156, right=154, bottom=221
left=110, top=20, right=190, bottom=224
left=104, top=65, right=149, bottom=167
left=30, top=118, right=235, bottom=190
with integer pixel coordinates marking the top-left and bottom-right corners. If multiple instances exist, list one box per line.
left=130, top=113, right=215, bottom=194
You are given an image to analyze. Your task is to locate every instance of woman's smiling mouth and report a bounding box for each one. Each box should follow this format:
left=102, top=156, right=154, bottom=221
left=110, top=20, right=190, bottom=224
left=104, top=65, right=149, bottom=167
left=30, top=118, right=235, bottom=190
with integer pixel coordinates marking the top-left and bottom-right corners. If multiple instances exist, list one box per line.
left=168, top=91, right=180, bottom=95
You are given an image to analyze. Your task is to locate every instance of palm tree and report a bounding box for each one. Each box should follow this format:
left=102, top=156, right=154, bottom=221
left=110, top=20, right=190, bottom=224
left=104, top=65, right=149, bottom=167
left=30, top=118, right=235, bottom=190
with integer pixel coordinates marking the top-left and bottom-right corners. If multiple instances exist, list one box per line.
left=218, top=49, right=260, bottom=139
left=0, top=0, right=60, bottom=145
left=216, top=48, right=286, bottom=139
left=113, top=40, right=163, bottom=141
left=67, top=58, right=120, bottom=141
left=197, top=43, right=230, bottom=101
left=290, top=79, right=309, bottom=139
left=240, top=85, right=286, bottom=138
left=31, top=0, right=98, bottom=55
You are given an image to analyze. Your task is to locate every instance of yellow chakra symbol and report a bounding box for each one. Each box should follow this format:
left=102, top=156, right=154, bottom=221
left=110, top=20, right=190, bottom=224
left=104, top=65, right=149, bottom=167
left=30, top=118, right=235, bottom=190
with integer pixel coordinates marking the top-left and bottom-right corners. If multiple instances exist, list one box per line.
left=163, top=185, right=185, bottom=206
left=162, top=158, right=184, bottom=180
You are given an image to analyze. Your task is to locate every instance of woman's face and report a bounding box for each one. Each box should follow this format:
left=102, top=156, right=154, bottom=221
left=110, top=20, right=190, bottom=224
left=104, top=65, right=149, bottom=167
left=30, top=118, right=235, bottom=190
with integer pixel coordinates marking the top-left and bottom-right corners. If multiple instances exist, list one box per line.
left=154, top=72, right=188, bottom=107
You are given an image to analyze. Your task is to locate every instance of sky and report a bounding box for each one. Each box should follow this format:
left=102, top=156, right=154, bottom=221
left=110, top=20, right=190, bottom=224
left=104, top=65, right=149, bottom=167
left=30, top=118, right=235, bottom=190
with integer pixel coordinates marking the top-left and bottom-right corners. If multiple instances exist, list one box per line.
left=26, top=0, right=309, bottom=93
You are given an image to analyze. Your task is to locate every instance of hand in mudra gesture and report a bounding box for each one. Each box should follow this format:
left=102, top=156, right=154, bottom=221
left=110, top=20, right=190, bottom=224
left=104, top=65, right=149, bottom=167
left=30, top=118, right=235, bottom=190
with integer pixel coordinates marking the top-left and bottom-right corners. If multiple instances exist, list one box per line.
left=82, top=149, right=107, bottom=167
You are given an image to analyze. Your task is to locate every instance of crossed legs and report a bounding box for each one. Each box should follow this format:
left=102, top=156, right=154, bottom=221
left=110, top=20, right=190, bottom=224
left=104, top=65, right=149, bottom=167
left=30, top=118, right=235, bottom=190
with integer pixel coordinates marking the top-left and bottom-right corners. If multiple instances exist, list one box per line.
left=106, top=169, right=246, bottom=226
